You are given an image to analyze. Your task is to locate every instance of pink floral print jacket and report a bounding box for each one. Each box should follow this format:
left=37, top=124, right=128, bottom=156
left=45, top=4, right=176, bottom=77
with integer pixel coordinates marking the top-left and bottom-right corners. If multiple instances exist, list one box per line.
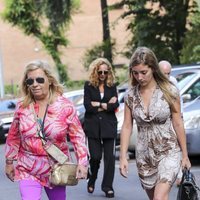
left=5, top=95, right=88, bottom=187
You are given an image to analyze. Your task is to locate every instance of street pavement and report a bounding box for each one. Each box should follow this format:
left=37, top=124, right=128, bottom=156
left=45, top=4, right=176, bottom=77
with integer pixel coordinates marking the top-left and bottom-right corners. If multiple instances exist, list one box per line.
left=0, top=144, right=200, bottom=200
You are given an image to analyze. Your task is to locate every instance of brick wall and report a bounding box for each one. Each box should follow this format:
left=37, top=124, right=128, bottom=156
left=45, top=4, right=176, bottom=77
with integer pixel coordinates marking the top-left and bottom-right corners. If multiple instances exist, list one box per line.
left=0, top=0, right=129, bottom=85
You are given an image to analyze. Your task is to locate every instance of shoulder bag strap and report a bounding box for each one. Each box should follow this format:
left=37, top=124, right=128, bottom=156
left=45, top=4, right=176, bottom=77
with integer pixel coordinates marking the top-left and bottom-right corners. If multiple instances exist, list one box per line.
left=30, top=103, right=74, bottom=164
left=30, top=103, right=47, bottom=144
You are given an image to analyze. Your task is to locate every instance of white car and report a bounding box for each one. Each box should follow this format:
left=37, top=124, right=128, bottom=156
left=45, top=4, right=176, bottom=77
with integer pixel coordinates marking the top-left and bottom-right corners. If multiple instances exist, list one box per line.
left=182, top=97, right=200, bottom=155
left=63, top=89, right=84, bottom=106
left=0, top=99, right=17, bottom=142
left=63, top=89, right=85, bottom=117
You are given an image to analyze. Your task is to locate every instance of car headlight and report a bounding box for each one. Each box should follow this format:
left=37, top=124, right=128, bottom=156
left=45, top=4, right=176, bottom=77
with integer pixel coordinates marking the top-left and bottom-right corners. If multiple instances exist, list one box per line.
left=184, top=115, right=200, bottom=129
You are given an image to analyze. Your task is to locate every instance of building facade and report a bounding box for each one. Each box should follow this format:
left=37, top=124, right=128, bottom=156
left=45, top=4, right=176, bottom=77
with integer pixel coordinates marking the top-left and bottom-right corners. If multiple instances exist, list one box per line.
left=0, top=0, right=129, bottom=87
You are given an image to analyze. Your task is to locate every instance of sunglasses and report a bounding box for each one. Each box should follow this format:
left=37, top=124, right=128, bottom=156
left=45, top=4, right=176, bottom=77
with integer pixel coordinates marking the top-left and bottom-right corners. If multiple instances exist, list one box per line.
left=98, top=70, right=108, bottom=75
left=25, top=77, right=45, bottom=86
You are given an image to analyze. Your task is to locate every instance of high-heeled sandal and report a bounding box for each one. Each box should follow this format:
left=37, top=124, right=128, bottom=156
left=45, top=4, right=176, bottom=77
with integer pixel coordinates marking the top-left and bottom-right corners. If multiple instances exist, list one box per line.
left=87, top=185, right=94, bottom=194
left=104, top=190, right=114, bottom=198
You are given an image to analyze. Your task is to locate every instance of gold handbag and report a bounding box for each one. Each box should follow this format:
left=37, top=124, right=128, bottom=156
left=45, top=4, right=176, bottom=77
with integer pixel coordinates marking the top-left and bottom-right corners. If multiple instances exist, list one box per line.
left=44, top=142, right=78, bottom=186
left=50, top=162, right=78, bottom=186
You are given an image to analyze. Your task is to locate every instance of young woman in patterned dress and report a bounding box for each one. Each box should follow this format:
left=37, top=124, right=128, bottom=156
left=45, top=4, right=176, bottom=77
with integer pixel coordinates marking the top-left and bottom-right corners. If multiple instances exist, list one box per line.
left=119, top=47, right=191, bottom=200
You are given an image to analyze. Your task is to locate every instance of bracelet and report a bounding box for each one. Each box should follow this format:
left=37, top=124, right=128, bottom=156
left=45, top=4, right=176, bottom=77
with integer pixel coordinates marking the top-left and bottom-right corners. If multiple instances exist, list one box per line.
left=6, top=159, right=14, bottom=165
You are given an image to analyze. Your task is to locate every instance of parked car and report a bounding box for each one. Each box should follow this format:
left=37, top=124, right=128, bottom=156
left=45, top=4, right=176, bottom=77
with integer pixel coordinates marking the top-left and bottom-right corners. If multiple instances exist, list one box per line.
left=63, top=89, right=84, bottom=106
left=63, top=89, right=85, bottom=117
left=183, top=96, right=200, bottom=155
left=0, top=99, right=17, bottom=142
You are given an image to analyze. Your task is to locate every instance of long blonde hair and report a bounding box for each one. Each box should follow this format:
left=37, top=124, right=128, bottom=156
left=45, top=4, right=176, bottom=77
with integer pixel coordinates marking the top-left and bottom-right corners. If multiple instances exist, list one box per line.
left=88, top=58, right=115, bottom=87
left=21, top=60, right=64, bottom=107
left=129, top=47, right=177, bottom=112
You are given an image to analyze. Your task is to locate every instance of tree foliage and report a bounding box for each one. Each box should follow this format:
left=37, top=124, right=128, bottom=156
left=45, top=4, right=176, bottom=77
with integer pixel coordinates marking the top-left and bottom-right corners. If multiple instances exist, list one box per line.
left=101, top=0, right=113, bottom=63
left=111, top=0, right=198, bottom=64
left=2, top=0, right=79, bottom=83
left=181, top=10, right=200, bottom=63
left=82, top=40, right=116, bottom=70
left=82, top=0, right=115, bottom=70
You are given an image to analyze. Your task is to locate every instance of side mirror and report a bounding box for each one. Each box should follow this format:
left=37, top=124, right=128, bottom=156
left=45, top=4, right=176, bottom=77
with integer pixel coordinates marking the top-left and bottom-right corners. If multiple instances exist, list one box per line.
left=182, top=94, right=191, bottom=103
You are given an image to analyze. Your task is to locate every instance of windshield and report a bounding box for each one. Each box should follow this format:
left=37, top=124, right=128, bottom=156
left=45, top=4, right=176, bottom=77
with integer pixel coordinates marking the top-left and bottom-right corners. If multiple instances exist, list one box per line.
left=177, top=73, right=197, bottom=90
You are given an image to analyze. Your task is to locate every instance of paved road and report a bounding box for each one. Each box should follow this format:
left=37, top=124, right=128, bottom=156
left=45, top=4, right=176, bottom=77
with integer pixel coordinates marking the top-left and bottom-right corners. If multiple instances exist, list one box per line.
left=0, top=144, right=200, bottom=200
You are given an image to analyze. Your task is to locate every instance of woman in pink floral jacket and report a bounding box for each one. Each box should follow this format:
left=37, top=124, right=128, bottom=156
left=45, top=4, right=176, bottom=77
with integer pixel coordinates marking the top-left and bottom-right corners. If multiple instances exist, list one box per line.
left=5, top=60, right=88, bottom=200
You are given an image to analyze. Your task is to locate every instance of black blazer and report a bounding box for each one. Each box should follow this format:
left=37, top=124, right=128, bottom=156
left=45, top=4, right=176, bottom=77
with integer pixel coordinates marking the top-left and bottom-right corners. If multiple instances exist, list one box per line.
left=83, top=81, right=119, bottom=139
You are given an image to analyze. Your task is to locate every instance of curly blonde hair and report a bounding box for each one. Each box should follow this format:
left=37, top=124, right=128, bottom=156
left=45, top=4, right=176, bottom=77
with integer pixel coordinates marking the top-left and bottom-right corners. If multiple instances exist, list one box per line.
left=21, top=60, right=64, bottom=107
left=88, top=58, right=115, bottom=87
left=129, top=47, right=177, bottom=112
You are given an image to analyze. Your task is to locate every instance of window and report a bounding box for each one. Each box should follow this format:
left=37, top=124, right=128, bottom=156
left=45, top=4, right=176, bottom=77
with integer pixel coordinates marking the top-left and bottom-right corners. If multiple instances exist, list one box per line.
left=184, top=78, right=200, bottom=101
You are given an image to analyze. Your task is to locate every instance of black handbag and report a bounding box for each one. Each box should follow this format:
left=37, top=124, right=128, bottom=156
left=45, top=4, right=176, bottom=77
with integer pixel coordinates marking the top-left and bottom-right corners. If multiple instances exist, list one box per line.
left=177, top=169, right=200, bottom=200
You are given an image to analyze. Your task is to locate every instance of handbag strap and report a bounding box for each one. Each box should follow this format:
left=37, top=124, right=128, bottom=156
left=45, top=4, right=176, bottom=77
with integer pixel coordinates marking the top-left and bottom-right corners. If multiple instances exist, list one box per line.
left=30, top=103, right=75, bottom=163
left=30, top=103, right=48, bottom=143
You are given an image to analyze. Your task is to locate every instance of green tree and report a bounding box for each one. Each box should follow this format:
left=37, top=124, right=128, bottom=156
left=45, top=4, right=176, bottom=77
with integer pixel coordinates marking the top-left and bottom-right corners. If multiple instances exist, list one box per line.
left=2, top=0, right=79, bottom=83
left=82, top=0, right=115, bottom=70
left=101, top=0, right=112, bottom=63
left=181, top=10, right=200, bottom=63
left=111, top=0, right=198, bottom=64
left=82, top=41, right=115, bottom=70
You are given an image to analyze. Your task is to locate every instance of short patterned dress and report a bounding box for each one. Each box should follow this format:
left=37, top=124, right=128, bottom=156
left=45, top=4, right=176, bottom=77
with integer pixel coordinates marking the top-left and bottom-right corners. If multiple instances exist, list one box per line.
left=125, top=85, right=181, bottom=189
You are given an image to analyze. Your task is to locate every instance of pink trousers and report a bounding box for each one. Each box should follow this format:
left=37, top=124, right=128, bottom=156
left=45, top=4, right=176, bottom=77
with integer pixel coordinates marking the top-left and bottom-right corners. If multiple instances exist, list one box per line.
left=19, top=180, right=66, bottom=200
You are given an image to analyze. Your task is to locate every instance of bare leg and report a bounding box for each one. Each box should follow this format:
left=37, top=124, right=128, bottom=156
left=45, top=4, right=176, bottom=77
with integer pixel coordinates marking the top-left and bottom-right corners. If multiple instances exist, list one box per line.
left=153, top=182, right=171, bottom=200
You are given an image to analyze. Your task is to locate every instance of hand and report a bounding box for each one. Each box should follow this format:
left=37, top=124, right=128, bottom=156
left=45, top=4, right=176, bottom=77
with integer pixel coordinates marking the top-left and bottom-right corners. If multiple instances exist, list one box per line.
left=91, top=101, right=100, bottom=107
left=101, top=103, right=107, bottom=110
left=181, top=156, right=191, bottom=170
left=109, top=97, right=117, bottom=104
left=5, top=164, right=15, bottom=182
left=98, top=107, right=104, bottom=112
left=119, top=158, right=129, bottom=178
left=76, top=165, right=88, bottom=180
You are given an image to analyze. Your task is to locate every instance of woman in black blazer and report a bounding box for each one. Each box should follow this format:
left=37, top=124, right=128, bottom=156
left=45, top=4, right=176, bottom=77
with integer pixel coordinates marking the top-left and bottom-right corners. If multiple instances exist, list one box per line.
left=84, top=58, right=119, bottom=198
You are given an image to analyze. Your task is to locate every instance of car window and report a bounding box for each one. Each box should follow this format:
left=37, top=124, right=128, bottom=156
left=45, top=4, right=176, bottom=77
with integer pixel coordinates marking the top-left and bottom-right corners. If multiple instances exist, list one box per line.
left=175, top=72, right=195, bottom=82
left=184, top=78, right=200, bottom=101
left=177, top=73, right=197, bottom=91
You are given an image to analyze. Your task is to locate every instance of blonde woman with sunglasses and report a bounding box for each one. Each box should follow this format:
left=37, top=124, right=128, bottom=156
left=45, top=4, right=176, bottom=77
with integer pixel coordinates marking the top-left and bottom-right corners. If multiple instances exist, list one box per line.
left=5, top=60, right=88, bottom=200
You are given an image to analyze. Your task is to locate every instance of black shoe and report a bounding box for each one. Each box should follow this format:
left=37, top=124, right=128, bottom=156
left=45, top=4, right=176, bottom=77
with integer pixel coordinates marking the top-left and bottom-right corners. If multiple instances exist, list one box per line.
left=87, top=177, right=95, bottom=194
left=104, top=190, right=114, bottom=198
left=87, top=185, right=94, bottom=194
